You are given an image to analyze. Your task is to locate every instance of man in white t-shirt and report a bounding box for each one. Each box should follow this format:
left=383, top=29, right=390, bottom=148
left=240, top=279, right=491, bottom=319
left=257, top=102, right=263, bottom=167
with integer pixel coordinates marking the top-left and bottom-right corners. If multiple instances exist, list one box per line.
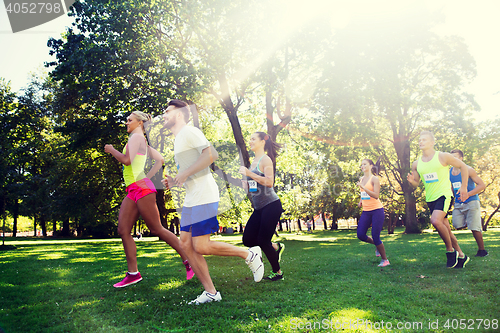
left=162, top=99, right=264, bottom=304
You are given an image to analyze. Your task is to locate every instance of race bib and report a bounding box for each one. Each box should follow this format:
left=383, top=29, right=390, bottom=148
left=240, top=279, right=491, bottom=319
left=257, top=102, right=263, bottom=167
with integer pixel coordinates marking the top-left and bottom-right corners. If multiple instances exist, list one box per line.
left=248, top=180, right=257, bottom=192
left=423, top=172, right=438, bottom=183
left=452, top=181, right=461, bottom=190
left=361, top=191, right=370, bottom=200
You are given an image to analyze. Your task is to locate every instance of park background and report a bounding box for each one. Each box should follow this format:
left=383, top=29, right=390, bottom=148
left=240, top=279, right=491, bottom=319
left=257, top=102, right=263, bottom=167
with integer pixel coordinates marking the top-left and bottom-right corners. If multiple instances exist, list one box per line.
left=2, top=0, right=500, bottom=238
left=1, top=1, right=500, bottom=332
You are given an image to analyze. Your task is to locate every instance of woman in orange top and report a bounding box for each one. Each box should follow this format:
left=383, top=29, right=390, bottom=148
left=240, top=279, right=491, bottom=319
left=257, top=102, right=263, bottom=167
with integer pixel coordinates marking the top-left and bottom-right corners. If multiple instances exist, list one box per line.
left=356, top=158, right=390, bottom=267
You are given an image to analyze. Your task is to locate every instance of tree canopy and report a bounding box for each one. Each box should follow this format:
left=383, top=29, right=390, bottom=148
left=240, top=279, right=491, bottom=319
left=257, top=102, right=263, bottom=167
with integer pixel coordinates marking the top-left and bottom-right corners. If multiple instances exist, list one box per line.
left=2, top=0, right=500, bottom=237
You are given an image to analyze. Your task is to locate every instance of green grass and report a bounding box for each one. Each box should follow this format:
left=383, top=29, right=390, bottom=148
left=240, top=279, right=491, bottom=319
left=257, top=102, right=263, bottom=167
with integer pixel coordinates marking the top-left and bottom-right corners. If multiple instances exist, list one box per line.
left=1, top=228, right=499, bottom=332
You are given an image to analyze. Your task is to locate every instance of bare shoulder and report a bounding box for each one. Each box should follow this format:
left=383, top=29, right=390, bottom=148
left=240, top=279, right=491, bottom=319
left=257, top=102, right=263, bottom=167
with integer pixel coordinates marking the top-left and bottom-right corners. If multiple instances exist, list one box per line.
left=438, top=151, right=453, bottom=165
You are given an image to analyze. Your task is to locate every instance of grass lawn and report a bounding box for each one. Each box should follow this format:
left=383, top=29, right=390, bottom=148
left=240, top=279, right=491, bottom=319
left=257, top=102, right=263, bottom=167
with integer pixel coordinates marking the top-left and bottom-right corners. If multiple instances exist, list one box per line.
left=0, top=228, right=499, bottom=332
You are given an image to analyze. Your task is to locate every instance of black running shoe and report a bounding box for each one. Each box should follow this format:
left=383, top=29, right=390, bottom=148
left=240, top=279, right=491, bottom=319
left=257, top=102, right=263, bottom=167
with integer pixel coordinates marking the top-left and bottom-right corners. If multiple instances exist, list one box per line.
left=265, top=272, right=284, bottom=281
left=475, top=250, right=488, bottom=257
left=454, top=255, right=470, bottom=269
left=446, top=251, right=458, bottom=268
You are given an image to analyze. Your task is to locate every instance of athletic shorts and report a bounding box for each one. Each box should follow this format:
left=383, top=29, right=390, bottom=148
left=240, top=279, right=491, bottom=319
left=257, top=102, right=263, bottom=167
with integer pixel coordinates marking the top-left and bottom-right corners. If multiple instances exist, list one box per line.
left=126, top=178, right=156, bottom=203
left=452, top=200, right=482, bottom=232
left=180, top=202, right=219, bottom=237
left=426, top=195, right=452, bottom=216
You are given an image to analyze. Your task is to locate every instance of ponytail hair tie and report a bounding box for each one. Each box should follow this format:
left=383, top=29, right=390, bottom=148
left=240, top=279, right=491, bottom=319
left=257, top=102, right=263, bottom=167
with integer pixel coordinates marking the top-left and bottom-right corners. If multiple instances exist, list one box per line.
left=264, top=134, right=269, bottom=141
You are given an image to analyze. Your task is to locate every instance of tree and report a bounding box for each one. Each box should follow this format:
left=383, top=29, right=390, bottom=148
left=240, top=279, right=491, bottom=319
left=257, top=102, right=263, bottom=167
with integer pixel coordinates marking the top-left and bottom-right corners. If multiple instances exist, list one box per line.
left=313, top=7, right=478, bottom=232
left=0, top=79, right=17, bottom=238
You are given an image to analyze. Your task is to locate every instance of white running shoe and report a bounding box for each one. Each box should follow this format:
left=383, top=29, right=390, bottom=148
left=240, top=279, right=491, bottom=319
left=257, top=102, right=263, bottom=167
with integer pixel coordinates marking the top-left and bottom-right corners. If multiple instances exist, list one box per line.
left=378, top=259, right=390, bottom=267
left=246, top=246, right=264, bottom=282
left=188, top=291, right=222, bottom=305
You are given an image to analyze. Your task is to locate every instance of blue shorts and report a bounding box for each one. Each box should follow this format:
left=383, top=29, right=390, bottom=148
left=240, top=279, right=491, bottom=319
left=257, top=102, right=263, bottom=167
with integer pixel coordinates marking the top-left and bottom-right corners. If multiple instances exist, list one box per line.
left=180, top=202, right=219, bottom=237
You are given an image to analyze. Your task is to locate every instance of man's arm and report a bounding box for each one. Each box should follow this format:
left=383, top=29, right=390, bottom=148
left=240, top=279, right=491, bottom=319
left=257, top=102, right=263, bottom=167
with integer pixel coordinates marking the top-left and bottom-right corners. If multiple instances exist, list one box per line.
left=174, top=145, right=218, bottom=186
left=441, top=152, right=469, bottom=202
left=467, top=167, right=486, bottom=197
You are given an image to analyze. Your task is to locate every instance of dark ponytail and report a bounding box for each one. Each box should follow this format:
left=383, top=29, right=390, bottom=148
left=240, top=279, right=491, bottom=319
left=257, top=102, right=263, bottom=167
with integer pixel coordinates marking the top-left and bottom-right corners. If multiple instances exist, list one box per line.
left=364, top=157, right=382, bottom=176
left=256, top=132, right=282, bottom=164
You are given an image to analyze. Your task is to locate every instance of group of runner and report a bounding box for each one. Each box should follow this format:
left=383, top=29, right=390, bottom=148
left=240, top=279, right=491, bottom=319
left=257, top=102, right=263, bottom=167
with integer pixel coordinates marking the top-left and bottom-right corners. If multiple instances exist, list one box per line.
left=105, top=102, right=488, bottom=304
left=357, top=130, right=488, bottom=269
left=105, top=100, right=284, bottom=304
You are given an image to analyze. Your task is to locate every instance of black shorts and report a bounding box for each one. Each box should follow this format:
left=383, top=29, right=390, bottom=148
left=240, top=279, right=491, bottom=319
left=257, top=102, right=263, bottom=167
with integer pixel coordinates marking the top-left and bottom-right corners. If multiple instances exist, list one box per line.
left=426, top=196, right=452, bottom=216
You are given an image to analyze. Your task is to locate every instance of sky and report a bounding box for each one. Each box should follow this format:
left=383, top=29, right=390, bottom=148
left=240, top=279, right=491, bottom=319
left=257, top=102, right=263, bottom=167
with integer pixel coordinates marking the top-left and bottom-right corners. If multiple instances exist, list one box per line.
left=1, top=0, right=499, bottom=122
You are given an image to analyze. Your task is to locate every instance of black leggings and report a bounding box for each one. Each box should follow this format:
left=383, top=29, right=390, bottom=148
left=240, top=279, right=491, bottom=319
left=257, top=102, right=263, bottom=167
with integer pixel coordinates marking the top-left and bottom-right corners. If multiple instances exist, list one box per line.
left=242, top=200, right=283, bottom=273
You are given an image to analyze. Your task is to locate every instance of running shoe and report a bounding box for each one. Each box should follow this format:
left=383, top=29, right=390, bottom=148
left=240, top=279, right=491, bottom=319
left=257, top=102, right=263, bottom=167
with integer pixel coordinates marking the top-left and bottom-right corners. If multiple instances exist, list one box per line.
left=475, top=250, right=488, bottom=257
left=113, top=272, right=142, bottom=288
left=375, top=249, right=381, bottom=257
left=454, top=255, right=470, bottom=269
left=265, top=271, right=284, bottom=281
left=184, top=260, right=194, bottom=280
left=246, top=246, right=264, bottom=282
left=446, top=250, right=459, bottom=268
left=276, top=242, right=286, bottom=263
left=188, top=291, right=222, bottom=305
left=378, top=259, right=390, bottom=267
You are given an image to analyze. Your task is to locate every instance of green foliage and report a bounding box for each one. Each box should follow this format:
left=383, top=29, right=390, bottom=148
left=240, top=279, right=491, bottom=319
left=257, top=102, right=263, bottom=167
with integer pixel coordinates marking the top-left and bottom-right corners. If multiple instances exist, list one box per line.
left=3, top=0, right=500, bottom=237
left=311, top=5, right=479, bottom=232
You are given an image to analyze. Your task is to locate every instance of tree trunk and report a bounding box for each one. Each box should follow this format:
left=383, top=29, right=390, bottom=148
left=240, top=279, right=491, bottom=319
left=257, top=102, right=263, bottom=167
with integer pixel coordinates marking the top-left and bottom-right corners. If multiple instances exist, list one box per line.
left=388, top=212, right=396, bottom=234
left=297, top=218, right=302, bottom=231
left=53, top=220, right=57, bottom=237
left=12, top=198, right=18, bottom=237
left=40, top=215, right=47, bottom=237
left=156, top=190, right=168, bottom=229
left=33, top=215, right=37, bottom=237
left=484, top=191, right=500, bottom=231
left=321, top=212, right=328, bottom=230
left=62, top=218, right=70, bottom=237
left=392, top=130, right=419, bottom=233
left=189, top=103, right=200, bottom=129
left=76, top=218, right=82, bottom=237
left=217, top=73, right=250, bottom=168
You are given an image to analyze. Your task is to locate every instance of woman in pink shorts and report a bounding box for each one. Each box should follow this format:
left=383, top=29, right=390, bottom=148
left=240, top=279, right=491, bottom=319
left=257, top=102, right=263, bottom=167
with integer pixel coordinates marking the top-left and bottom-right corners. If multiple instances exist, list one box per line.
left=105, top=111, right=193, bottom=288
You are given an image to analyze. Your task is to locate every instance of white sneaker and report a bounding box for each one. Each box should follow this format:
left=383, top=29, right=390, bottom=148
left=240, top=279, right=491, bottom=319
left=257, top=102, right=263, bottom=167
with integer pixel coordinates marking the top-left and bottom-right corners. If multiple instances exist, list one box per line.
left=246, top=246, right=264, bottom=282
left=378, top=259, right=390, bottom=267
left=188, top=291, right=222, bottom=305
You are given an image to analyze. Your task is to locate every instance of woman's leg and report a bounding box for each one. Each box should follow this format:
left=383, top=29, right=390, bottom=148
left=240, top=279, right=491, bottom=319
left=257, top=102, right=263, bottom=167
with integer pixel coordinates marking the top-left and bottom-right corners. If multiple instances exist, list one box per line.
left=357, top=211, right=373, bottom=244
left=118, top=196, right=140, bottom=272
left=371, top=209, right=387, bottom=260
left=242, top=210, right=261, bottom=248
left=136, top=193, right=189, bottom=261
left=257, top=201, right=283, bottom=273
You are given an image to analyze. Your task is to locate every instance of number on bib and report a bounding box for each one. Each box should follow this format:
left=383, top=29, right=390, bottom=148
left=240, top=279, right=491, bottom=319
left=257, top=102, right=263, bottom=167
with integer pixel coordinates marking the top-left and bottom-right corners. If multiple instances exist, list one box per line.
left=423, top=172, right=438, bottom=183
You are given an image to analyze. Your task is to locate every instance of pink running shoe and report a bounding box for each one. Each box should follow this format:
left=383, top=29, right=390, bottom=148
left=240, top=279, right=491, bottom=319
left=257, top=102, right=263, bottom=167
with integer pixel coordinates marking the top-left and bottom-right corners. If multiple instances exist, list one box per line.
left=184, top=260, right=194, bottom=280
left=378, top=259, right=390, bottom=267
left=113, top=272, right=143, bottom=288
left=375, top=249, right=381, bottom=257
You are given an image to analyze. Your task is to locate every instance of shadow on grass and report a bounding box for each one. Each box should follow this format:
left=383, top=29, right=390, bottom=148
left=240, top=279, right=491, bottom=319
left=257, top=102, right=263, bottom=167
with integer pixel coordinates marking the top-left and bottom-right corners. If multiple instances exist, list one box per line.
left=0, top=245, right=16, bottom=251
